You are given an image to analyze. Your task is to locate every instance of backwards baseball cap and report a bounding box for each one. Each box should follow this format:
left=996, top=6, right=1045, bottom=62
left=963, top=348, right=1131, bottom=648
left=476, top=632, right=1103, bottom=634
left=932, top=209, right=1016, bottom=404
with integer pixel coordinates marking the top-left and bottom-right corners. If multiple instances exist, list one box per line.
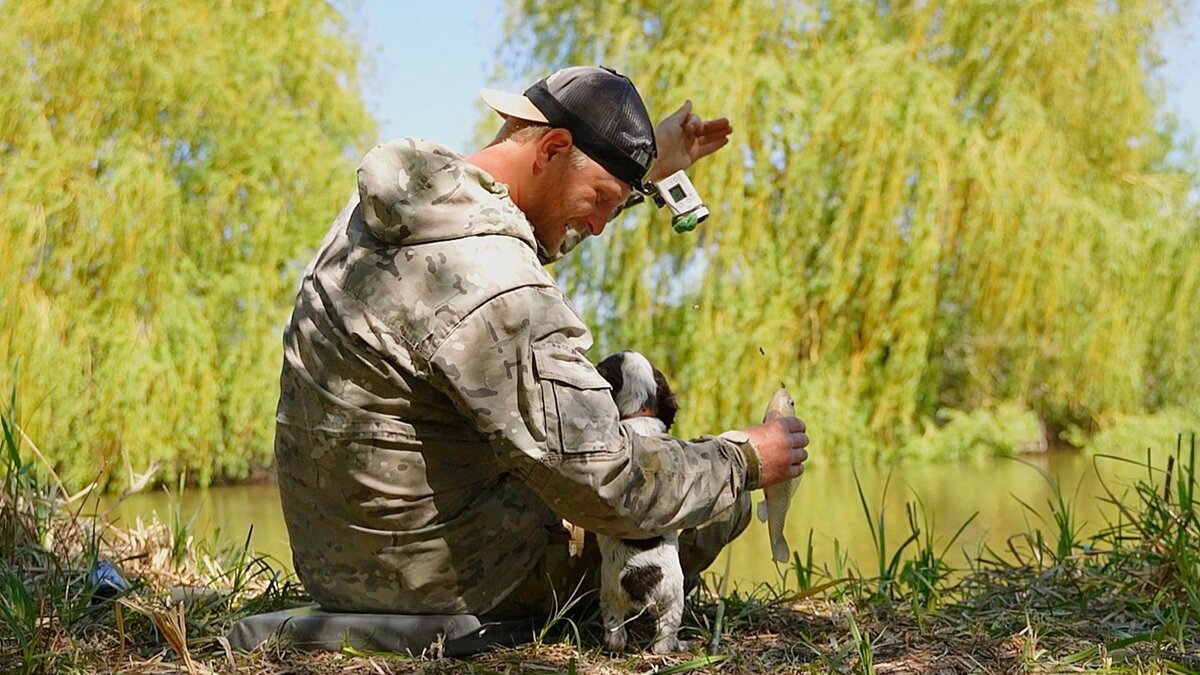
left=481, top=66, right=657, bottom=192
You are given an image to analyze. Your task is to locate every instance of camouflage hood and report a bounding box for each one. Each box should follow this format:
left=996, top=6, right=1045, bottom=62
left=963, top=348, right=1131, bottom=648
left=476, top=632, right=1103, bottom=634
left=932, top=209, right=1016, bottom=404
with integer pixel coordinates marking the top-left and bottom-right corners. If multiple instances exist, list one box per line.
left=357, top=138, right=540, bottom=251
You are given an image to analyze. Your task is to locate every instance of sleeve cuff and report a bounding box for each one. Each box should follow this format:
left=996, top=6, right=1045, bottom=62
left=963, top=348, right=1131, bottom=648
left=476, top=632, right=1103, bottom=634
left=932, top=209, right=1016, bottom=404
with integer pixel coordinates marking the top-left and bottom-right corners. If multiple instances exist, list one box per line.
left=718, top=429, right=762, bottom=491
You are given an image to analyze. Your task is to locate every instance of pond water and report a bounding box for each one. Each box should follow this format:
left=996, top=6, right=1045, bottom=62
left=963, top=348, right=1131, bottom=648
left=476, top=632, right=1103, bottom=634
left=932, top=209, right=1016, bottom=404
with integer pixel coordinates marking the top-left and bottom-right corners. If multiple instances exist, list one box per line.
left=103, top=448, right=1174, bottom=593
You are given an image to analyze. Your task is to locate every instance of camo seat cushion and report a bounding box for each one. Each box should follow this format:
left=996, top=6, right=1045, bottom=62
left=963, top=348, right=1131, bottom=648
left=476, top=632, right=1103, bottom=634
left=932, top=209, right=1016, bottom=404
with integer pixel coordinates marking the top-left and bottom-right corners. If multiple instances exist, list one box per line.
left=226, top=605, right=535, bottom=657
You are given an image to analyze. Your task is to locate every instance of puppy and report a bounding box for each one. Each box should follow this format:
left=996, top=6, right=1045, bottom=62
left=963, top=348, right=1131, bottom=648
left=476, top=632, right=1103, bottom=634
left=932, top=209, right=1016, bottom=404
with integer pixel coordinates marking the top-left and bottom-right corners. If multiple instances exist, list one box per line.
left=594, top=350, right=687, bottom=654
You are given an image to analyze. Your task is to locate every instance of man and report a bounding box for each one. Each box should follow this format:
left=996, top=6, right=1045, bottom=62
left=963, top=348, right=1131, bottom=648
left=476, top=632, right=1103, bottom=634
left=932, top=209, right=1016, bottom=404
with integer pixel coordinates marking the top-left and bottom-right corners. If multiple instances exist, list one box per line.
left=273, top=66, right=809, bottom=618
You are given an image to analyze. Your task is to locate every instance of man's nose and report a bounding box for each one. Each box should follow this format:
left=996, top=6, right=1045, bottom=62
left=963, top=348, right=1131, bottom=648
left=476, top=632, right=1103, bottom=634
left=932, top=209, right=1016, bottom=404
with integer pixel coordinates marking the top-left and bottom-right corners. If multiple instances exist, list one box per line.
left=587, top=216, right=606, bottom=236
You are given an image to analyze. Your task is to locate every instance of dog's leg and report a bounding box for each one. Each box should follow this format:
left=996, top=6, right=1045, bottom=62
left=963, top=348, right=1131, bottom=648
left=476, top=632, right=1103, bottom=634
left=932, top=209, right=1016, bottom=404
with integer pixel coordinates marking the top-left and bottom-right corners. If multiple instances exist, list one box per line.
left=602, top=603, right=628, bottom=652
left=648, top=599, right=684, bottom=653
left=648, top=576, right=687, bottom=654
left=598, top=535, right=630, bottom=652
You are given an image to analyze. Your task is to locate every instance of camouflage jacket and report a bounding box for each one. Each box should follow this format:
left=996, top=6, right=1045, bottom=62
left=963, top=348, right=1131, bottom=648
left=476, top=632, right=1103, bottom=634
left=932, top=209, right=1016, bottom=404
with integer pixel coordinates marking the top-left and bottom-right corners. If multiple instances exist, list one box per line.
left=273, top=139, right=761, bottom=615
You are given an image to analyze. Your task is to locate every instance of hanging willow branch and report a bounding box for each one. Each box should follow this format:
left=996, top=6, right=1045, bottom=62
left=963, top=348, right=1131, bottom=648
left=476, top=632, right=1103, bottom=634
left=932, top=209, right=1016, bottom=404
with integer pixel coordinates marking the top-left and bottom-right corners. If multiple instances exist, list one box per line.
left=0, top=1, right=376, bottom=489
left=505, top=0, right=1200, bottom=459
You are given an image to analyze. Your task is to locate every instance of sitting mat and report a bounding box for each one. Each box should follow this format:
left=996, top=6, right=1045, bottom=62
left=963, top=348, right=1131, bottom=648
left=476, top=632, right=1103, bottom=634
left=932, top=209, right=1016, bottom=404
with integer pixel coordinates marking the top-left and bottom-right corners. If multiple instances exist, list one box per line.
left=226, top=605, right=536, bottom=657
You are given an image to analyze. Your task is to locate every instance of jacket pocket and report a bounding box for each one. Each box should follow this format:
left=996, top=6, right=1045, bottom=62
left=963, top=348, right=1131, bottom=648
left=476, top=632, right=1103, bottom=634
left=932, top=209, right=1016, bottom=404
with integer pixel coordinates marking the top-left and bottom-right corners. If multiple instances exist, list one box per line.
left=533, top=346, right=619, bottom=455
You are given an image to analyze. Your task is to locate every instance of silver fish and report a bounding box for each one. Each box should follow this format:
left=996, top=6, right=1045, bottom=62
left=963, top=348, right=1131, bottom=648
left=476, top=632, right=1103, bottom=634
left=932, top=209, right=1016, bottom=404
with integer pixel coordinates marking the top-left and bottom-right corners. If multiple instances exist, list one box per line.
left=757, top=386, right=799, bottom=563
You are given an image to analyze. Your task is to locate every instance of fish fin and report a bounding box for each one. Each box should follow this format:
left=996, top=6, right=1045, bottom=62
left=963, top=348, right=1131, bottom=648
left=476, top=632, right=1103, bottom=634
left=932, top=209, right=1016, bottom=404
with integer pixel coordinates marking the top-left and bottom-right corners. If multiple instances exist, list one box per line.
left=757, top=499, right=769, bottom=523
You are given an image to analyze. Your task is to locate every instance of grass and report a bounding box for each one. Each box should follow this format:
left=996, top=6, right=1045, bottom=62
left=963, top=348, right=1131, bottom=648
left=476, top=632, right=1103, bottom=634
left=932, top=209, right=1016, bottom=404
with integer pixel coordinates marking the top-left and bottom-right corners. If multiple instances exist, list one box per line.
left=2, top=381, right=1199, bottom=672
left=0, top=389, right=308, bottom=674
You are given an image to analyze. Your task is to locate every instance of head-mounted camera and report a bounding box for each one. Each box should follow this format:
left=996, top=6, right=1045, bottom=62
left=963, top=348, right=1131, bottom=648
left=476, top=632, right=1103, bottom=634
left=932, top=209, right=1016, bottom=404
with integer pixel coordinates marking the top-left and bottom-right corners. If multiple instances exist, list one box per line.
left=648, top=170, right=709, bottom=233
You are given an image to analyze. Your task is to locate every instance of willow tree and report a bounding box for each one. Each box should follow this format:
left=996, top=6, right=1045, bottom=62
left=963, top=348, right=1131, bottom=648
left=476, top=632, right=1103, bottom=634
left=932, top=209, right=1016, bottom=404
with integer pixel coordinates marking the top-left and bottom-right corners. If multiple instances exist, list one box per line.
left=502, top=0, right=1200, bottom=459
left=0, top=1, right=375, bottom=489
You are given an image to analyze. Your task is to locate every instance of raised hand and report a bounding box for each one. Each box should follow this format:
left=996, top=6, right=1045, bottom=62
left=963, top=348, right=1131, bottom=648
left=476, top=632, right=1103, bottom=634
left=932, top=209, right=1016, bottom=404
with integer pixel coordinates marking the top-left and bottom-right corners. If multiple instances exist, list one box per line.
left=649, top=100, right=733, bottom=182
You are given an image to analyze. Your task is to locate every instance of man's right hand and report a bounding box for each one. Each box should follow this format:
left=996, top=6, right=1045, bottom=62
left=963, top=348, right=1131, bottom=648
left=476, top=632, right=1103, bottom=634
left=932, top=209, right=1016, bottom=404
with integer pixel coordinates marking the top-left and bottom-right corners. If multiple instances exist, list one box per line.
left=743, top=417, right=808, bottom=488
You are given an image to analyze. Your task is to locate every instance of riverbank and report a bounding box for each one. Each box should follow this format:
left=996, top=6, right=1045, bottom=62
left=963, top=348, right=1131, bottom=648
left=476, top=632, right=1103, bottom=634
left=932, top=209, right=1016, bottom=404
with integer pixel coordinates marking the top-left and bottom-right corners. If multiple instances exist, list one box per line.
left=3, top=411, right=1199, bottom=672
left=98, top=443, right=1181, bottom=592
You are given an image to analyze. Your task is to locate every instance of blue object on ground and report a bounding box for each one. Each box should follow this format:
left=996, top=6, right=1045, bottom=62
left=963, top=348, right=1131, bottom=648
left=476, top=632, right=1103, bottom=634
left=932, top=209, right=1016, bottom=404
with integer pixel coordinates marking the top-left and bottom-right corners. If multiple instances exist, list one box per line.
left=88, top=559, right=129, bottom=602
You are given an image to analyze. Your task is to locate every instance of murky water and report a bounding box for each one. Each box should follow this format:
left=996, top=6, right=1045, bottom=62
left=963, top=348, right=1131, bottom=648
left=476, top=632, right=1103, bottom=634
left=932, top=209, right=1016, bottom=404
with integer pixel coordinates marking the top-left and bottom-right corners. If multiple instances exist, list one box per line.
left=104, top=448, right=1172, bottom=592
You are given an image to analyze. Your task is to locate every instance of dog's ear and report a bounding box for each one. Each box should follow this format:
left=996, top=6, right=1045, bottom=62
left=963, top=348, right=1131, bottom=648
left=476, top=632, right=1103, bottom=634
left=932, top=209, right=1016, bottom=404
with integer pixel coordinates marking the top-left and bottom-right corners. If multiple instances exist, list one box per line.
left=652, top=367, right=679, bottom=431
left=595, top=353, right=624, bottom=401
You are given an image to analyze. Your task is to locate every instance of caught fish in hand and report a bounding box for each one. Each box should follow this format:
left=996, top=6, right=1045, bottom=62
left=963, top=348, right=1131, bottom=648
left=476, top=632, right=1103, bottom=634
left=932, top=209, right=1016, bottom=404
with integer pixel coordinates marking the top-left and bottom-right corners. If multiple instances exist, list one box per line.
left=757, top=386, right=799, bottom=563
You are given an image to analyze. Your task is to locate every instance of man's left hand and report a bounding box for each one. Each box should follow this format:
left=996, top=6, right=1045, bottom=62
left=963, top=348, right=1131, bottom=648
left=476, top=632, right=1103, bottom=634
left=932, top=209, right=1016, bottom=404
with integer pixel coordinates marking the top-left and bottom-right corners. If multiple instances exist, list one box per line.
left=648, top=100, right=733, bottom=183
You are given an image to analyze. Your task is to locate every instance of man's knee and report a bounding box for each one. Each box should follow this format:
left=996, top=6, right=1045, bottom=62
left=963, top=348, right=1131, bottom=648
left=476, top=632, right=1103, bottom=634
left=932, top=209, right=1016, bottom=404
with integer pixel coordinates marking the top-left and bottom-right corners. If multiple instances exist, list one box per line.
left=487, top=525, right=601, bottom=619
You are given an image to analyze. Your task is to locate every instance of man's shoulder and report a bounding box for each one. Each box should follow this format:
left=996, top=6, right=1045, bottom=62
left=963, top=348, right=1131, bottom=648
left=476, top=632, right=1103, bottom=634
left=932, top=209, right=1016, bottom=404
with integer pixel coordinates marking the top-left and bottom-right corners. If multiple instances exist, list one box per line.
left=411, top=234, right=558, bottom=315
left=420, top=234, right=551, bottom=285
left=342, top=233, right=558, bottom=357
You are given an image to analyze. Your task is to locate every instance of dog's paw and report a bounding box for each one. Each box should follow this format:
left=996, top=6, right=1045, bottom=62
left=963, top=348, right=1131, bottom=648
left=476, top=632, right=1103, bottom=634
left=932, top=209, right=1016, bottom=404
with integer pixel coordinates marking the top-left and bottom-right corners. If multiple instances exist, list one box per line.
left=649, top=636, right=693, bottom=654
left=603, top=625, right=628, bottom=653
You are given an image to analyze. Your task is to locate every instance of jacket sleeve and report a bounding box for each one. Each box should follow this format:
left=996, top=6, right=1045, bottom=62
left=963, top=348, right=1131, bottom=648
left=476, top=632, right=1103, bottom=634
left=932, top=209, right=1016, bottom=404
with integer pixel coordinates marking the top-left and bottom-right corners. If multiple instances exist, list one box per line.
left=426, top=285, right=760, bottom=539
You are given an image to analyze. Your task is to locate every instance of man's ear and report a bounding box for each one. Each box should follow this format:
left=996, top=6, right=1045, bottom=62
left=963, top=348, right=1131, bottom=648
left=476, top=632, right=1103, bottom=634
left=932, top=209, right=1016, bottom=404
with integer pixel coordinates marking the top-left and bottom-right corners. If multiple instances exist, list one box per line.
left=533, top=128, right=575, bottom=171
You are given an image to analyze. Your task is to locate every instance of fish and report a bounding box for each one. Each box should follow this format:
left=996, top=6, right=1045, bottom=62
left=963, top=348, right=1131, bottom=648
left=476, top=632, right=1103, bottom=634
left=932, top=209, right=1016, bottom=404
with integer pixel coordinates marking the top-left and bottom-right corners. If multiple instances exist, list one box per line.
left=757, top=386, right=799, bottom=563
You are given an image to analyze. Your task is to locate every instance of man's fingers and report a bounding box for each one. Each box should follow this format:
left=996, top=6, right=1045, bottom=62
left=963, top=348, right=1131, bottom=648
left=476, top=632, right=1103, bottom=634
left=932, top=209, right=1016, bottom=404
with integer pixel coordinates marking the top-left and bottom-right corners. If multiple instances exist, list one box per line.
left=697, top=131, right=731, bottom=149
left=697, top=127, right=731, bottom=143
left=779, top=416, right=806, bottom=433
left=697, top=117, right=732, bottom=136
left=743, top=416, right=811, bottom=487
left=695, top=122, right=731, bottom=145
left=696, top=121, right=732, bottom=145
left=694, top=137, right=730, bottom=159
left=667, top=99, right=693, bottom=124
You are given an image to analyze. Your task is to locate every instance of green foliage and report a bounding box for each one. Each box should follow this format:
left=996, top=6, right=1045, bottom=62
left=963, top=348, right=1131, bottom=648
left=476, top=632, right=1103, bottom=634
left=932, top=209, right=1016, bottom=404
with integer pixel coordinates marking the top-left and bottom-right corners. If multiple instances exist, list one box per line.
left=1010, top=463, right=1086, bottom=565
left=899, top=401, right=1045, bottom=461
left=845, top=611, right=874, bottom=674
left=0, top=569, right=42, bottom=675
left=504, top=0, right=1200, bottom=458
left=1, top=391, right=99, bottom=673
left=1094, top=435, right=1200, bottom=618
left=1075, top=407, right=1200, bottom=458
left=0, top=1, right=375, bottom=489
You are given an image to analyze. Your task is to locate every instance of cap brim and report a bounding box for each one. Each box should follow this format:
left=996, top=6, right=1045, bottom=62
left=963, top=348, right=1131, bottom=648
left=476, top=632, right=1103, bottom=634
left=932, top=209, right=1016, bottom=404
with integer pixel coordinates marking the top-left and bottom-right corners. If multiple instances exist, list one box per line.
left=480, top=88, right=549, bottom=124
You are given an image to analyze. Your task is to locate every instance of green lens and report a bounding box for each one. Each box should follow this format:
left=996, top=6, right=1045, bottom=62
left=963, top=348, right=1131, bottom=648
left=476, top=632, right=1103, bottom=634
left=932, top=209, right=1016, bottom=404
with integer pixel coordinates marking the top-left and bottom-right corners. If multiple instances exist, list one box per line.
left=672, top=212, right=699, bottom=233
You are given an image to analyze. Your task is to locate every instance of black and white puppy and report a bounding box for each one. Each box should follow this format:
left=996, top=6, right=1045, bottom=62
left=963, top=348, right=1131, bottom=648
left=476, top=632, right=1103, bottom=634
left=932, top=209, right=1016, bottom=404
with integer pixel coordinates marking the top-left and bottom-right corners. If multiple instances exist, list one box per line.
left=594, top=350, right=686, bottom=654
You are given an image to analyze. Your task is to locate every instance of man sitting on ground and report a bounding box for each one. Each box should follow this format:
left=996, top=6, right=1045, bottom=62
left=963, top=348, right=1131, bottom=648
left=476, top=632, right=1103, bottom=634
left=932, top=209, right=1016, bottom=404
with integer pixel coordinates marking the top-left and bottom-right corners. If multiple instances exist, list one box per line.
left=272, top=66, right=810, bottom=618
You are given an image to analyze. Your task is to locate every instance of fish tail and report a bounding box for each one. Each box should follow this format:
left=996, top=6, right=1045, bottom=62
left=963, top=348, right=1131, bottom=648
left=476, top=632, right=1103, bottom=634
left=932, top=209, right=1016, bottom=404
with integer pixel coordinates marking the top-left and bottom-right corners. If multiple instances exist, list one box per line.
left=771, top=535, right=790, bottom=563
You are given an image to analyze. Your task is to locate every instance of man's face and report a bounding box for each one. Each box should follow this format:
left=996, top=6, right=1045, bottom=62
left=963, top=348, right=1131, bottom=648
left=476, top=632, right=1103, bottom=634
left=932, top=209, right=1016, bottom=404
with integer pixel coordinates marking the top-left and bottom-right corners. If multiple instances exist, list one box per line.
left=524, top=145, right=632, bottom=257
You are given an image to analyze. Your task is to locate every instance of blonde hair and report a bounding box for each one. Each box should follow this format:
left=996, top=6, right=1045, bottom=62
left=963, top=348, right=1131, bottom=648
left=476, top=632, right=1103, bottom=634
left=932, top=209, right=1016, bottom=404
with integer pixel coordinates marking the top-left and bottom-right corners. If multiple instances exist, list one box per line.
left=495, top=119, right=593, bottom=169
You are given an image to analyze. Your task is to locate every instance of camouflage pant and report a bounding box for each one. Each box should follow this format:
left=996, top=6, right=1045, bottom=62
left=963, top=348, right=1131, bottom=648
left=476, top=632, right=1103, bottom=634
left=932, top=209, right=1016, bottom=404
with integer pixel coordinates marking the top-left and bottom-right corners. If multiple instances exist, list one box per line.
left=488, top=490, right=753, bottom=619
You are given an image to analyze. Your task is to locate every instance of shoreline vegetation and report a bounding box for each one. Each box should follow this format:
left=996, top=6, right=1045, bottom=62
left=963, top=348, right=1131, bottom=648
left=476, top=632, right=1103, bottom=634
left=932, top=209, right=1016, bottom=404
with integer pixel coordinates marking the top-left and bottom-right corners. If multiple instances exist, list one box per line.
left=4, top=398, right=1199, bottom=674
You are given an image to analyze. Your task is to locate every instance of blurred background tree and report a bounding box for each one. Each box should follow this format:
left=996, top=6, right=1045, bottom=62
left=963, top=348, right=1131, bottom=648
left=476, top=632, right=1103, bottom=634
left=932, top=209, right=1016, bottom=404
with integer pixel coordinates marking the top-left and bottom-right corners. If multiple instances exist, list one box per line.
left=2, top=0, right=1196, bottom=490
left=0, top=0, right=374, bottom=489
left=503, top=0, right=1200, bottom=459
